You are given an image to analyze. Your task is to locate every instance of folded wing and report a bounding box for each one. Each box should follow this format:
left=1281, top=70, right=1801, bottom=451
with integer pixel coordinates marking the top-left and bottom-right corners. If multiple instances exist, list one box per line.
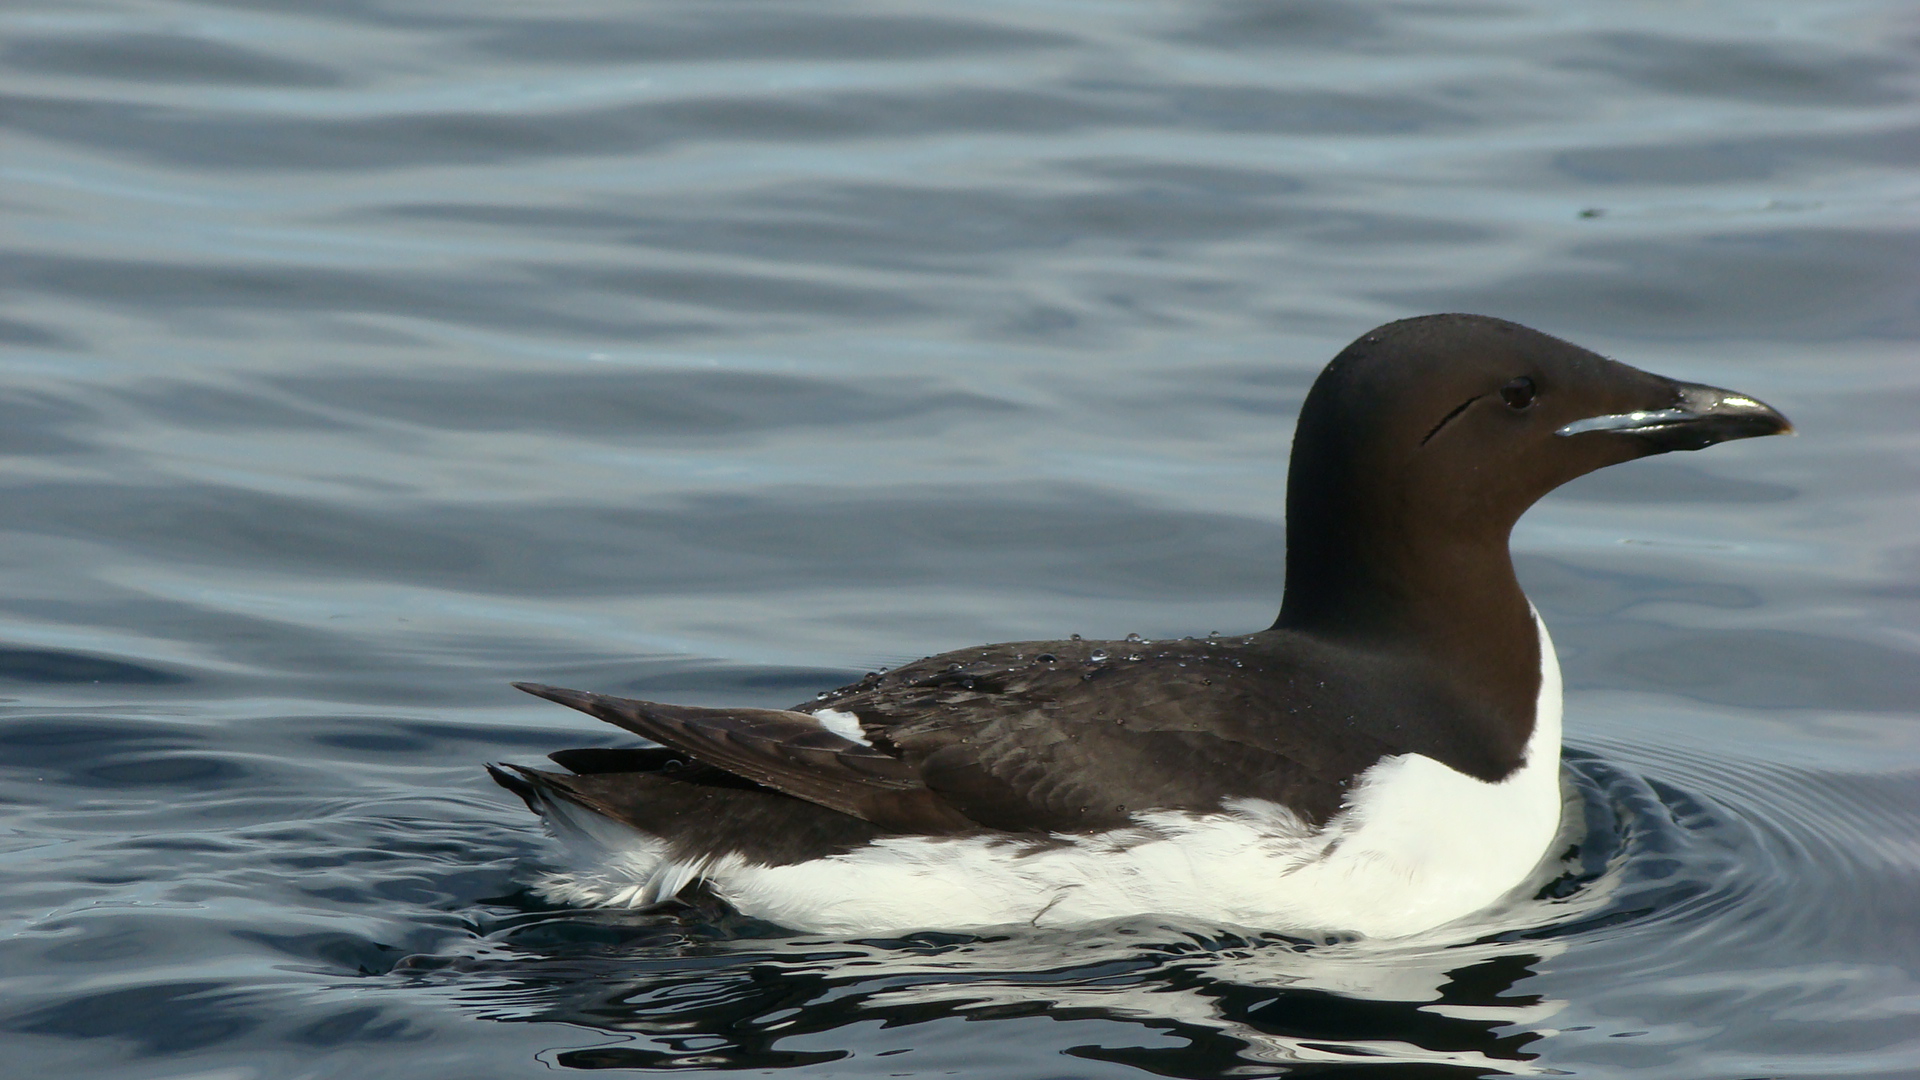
left=512, top=637, right=1392, bottom=838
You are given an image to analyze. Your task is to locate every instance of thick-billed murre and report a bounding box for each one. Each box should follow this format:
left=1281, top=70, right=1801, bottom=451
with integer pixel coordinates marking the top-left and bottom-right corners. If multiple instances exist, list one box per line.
left=491, top=314, right=1791, bottom=937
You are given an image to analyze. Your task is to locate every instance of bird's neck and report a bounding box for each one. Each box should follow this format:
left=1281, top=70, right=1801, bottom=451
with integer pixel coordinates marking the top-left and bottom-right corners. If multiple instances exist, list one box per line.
left=1274, top=481, right=1542, bottom=766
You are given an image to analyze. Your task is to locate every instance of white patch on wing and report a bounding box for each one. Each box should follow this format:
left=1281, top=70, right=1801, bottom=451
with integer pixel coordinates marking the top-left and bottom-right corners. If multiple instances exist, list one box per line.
left=811, top=708, right=872, bottom=747
left=528, top=613, right=1566, bottom=938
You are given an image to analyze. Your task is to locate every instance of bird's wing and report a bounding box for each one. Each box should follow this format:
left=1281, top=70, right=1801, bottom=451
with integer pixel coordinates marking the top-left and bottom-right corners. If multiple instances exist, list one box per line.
left=511, top=682, right=976, bottom=833
left=819, top=639, right=1394, bottom=831
left=515, top=636, right=1401, bottom=836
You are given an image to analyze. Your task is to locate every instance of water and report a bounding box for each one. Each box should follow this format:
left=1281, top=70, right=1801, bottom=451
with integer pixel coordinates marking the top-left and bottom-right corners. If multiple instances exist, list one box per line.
left=2, top=1, right=1916, bottom=1076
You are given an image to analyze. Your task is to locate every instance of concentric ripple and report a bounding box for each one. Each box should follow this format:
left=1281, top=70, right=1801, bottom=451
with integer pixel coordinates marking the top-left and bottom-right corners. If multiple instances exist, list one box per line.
left=367, top=728, right=1917, bottom=1077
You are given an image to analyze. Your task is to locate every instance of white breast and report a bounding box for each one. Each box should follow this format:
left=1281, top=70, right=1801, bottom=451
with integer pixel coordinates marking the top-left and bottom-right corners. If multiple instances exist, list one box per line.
left=538, top=614, right=1566, bottom=939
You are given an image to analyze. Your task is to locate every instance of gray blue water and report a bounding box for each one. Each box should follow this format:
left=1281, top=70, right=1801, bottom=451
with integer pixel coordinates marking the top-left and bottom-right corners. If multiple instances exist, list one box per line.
left=2, top=1, right=1917, bottom=1076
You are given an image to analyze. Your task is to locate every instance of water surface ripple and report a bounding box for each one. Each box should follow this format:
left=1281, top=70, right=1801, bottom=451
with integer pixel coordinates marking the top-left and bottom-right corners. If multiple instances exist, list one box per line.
left=1, top=1, right=1916, bottom=1077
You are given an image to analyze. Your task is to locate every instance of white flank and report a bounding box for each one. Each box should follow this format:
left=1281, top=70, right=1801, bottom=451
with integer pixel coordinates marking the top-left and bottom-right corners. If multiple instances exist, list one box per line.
left=811, top=708, right=872, bottom=747
left=533, top=614, right=1566, bottom=938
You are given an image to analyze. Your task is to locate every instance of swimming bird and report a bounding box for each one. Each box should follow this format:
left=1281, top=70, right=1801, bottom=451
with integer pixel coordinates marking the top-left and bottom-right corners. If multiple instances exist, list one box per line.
left=491, top=314, right=1791, bottom=937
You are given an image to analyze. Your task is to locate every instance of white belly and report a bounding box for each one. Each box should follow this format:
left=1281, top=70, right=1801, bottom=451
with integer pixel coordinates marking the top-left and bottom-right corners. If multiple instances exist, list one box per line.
left=539, top=616, right=1566, bottom=939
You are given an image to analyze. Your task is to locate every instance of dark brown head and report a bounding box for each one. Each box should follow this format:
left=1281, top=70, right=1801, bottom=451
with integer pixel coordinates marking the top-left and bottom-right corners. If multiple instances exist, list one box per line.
left=1278, top=313, right=1792, bottom=639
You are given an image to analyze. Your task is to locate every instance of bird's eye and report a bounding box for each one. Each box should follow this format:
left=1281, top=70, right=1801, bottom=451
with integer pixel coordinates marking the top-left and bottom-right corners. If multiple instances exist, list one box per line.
left=1500, top=377, right=1537, bottom=410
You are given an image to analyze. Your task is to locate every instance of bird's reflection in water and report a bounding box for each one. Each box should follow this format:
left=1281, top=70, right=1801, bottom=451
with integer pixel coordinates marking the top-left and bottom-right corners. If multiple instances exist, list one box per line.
left=408, top=920, right=1562, bottom=1074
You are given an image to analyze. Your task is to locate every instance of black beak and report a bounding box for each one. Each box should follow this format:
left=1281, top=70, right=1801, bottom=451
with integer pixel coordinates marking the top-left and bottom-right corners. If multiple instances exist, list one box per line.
left=1556, top=380, right=1793, bottom=453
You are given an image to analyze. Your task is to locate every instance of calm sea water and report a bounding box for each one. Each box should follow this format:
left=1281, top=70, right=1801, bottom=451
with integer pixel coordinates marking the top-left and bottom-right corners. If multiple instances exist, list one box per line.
left=2, top=1, right=1917, bottom=1076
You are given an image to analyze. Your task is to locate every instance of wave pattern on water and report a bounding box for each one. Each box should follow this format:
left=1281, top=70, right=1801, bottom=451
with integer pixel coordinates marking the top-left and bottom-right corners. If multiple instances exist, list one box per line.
left=357, top=743, right=1912, bottom=1076
left=1, top=0, right=1917, bottom=1077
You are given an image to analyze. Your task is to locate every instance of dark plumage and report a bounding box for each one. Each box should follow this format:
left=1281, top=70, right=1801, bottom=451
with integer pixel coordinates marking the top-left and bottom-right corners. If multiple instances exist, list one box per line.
left=491, top=313, right=1792, bottom=932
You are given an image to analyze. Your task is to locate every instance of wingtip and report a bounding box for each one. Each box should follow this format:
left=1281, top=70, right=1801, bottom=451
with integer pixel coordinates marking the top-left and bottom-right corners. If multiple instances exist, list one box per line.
left=512, top=681, right=593, bottom=707
left=512, top=680, right=682, bottom=746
